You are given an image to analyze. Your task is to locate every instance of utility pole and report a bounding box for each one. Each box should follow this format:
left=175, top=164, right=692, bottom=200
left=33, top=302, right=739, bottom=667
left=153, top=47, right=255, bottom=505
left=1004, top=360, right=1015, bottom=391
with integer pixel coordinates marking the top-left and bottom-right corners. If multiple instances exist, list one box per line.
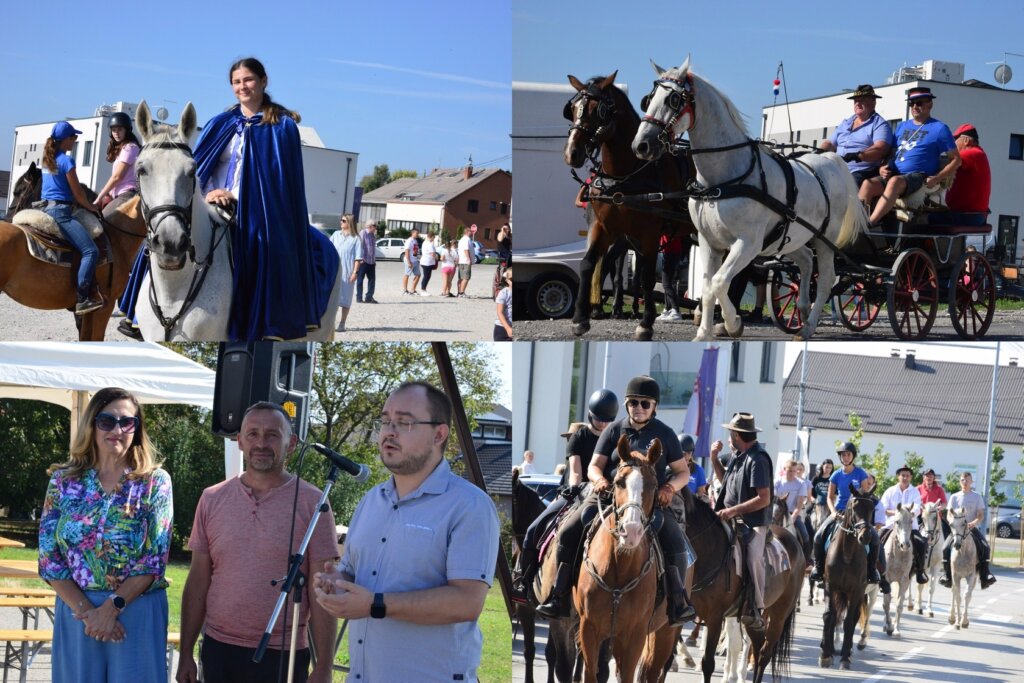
left=794, top=340, right=809, bottom=454
left=981, top=341, right=1001, bottom=534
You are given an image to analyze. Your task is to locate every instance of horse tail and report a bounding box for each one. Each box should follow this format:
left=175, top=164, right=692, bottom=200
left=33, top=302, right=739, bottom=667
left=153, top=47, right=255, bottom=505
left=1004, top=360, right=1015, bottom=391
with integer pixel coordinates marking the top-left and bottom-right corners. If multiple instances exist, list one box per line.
left=770, top=606, right=797, bottom=682
left=832, top=155, right=867, bottom=249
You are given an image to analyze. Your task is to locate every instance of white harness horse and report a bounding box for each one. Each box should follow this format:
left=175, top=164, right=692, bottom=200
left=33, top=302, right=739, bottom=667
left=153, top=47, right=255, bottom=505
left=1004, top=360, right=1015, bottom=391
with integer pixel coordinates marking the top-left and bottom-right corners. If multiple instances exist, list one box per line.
left=133, top=101, right=341, bottom=341
left=881, top=503, right=916, bottom=637
left=947, top=508, right=978, bottom=629
left=632, top=57, right=867, bottom=341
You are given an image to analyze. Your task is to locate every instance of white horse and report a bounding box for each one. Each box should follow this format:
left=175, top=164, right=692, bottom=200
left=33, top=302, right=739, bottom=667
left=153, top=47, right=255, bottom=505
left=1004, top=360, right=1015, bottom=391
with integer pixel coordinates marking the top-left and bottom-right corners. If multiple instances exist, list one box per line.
left=912, top=502, right=945, bottom=617
left=947, top=507, right=978, bottom=629
left=881, top=504, right=916, bottom=637
left=133, top=101, right=341, bottom=341
left=632, top=57, right=867, bottom=341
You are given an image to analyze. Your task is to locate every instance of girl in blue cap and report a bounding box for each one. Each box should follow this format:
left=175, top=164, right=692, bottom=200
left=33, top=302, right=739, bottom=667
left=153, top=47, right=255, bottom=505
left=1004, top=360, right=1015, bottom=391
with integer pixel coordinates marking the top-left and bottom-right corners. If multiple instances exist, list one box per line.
left=41, top=121, right=104, bottom=314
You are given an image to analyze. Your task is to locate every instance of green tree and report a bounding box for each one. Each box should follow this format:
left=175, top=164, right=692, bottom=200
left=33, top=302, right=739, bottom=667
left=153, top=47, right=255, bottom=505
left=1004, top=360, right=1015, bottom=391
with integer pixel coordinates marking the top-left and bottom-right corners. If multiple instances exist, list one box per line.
left=359, top=164, right=391, bottom=193
left=987, top=445, right=1007, bottom=506
left=390, top=169, right=418, bottom=181
left=0, top=399, right=69, bottom=518
left=845, top=412, right=893, bottom=491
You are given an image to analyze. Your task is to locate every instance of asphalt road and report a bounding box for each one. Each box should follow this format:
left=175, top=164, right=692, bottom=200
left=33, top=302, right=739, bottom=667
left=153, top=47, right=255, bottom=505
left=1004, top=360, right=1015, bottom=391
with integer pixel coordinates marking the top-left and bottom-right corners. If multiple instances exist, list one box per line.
left=0, top=259, right=502, bottom=342
left=513, top=562, right=1024, bottom=682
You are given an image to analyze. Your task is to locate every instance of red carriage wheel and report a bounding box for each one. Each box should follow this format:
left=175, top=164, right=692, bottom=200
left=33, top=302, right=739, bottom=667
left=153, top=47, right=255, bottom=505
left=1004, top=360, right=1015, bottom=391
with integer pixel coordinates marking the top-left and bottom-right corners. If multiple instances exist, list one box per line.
left=836, top=280, right=881, bottom=332
left=886, top=248, right=938, bottom=340
left=947, top=251, right=995, bottom=340
left=769, top=268, right=805, bottom=334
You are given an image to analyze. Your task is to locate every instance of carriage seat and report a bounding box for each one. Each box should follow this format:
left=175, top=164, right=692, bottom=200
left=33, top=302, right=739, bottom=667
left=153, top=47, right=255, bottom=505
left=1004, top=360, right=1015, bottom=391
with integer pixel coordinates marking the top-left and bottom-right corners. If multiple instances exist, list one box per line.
left=12, top=206, right=104, bottom=240
left=892, top=152, right=956, bottom=224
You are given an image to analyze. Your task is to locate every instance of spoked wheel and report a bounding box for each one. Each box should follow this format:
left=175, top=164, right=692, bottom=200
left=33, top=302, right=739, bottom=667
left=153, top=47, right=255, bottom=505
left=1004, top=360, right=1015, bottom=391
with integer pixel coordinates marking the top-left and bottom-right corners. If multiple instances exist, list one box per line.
left=886, top=248, right=938, bottom=340
left=769, top=268, right=808, bottom=334
left=947, top=251, right=996, bottom=339
left=836, top=278, right=882, bottom=332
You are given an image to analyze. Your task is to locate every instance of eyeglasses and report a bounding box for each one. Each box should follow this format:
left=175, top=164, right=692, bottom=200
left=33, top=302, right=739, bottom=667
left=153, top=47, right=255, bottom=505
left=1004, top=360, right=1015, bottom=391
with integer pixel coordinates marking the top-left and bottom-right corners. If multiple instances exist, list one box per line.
left=95, top=413, right=140, bottom=433
left=910, top=101, right=930, bottom=108
left=373, top=419, right=443, bottom=434
left=626, top=399, right=654, bottom=410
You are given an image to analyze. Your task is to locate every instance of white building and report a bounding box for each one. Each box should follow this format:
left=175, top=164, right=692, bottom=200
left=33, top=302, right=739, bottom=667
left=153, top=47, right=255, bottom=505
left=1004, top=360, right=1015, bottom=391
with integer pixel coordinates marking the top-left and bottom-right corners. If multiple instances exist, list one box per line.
left=513, top=341, right=787, bottom=475
left=761, top=60, right=1024, bottom=262
left=7, top=102, right=358, bottom=230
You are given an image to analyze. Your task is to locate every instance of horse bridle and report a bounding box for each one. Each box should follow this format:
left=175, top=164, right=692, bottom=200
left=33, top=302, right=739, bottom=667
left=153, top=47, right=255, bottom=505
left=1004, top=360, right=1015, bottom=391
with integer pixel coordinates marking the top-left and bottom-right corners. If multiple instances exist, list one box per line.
left=564, top=85, right=618, bottom=150
left=137, top=140, right=198, bottom=262
left=949, top=512, right=968, bottom=549
left=641, top=73, right=696, bottom=143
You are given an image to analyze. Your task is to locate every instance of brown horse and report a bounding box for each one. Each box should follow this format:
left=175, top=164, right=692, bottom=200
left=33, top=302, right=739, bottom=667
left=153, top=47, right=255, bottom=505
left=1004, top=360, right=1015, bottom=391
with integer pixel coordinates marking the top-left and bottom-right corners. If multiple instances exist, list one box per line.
left=563, top=73, right=697, bottom=341
left=575, top=436, right=680, bottom=683
left=511, top=469, right=546, bottom=683
left=681, top=489, right=802, bottom=683
left=0, top=196, right=147, bottom=340
left=5, top=163, right=43, bottom=220
left=820, top=484, right=877, bottom=669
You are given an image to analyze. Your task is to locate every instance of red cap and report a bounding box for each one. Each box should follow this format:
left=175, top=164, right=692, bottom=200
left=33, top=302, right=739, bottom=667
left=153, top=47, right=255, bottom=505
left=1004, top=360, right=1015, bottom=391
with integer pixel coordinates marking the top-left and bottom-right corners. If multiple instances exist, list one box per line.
left=952, top=124, right=978, bottom=139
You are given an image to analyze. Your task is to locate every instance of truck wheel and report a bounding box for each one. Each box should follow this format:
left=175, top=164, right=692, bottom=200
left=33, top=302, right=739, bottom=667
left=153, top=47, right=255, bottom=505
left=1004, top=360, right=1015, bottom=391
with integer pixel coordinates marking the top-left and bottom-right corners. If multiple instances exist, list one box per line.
left=526, top=273, right=576, bottom=319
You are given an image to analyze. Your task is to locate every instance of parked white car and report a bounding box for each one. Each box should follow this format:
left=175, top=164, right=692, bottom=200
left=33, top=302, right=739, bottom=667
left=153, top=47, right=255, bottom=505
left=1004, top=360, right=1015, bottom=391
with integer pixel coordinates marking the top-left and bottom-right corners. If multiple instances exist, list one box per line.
left=375, top=237, right=407, bottom=260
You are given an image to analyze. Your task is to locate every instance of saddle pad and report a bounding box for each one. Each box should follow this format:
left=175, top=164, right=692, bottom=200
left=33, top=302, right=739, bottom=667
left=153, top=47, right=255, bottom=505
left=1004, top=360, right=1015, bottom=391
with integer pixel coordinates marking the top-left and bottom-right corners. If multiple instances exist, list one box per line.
left=12, top=223, right=113, bottom=269
left=13, top=207, right=104, bottom=240
left=731, top=536, right=791, bottom=578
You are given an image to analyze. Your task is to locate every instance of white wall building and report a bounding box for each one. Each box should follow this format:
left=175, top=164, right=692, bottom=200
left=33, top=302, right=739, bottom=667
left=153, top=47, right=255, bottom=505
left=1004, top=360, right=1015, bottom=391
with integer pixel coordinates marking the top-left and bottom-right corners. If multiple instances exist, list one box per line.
left=762, top=60, right=1024, bottom=262
left=513, top=341, right=787, bottom=476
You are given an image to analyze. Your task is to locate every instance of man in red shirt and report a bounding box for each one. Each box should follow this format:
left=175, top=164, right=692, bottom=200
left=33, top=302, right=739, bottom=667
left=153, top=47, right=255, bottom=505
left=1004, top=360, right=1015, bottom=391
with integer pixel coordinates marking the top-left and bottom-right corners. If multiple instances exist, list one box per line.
left=945, top=124, right=991, bottom=218
left=918, top=467, right=950, bottom=537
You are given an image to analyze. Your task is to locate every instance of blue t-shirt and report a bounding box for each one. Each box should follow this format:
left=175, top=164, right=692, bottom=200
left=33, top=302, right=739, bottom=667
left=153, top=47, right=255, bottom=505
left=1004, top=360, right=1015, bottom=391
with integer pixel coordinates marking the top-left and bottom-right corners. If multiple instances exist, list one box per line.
left=686, top=462, right=708, bottom=494
left=892, top=118, right=956, bottom=176
left=41, top=152, right=75, bottom=201
left=829, top=112, right=893, bottom=173
left=829, top=466, right=869, bottom=511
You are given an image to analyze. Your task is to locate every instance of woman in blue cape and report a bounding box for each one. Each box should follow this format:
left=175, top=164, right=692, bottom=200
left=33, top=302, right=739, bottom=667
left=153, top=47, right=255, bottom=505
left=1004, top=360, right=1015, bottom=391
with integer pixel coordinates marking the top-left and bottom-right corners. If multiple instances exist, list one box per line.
left=193, top=57, right=338, bottom=340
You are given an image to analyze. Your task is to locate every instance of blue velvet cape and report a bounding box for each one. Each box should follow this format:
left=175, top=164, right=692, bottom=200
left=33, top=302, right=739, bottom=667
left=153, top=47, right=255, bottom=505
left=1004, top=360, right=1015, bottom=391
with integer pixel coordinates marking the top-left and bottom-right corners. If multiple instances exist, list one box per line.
left=194, top=105, right=339, bottom=340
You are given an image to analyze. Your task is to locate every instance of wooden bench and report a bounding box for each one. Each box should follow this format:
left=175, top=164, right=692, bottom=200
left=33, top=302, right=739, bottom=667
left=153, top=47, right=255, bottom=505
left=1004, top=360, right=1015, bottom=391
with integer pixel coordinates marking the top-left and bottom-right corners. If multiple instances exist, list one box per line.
left=0, top=629, right=52, bottom=683
left=0, top=588, right=55, bottom=599
left=0, top=597, right=55, bottom=631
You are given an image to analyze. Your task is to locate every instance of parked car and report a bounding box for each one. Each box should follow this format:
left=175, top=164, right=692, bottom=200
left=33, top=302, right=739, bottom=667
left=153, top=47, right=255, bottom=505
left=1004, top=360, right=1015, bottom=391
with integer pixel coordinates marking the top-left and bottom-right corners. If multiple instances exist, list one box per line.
left=995, top=509, right=1021, bottom=539
left=471, top=239, right=485, bottom=264
left=375, top=237, right=406, bottom=260
left=518, top=473, right=562, bottom=504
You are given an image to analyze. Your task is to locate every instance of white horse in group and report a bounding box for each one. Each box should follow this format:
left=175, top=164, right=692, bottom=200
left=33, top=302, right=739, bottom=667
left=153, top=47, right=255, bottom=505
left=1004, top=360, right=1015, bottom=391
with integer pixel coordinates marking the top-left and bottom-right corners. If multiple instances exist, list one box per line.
left=911, top=502, right=945, bottom=616
left=947, top=508, right=978, bottom=629
left=632, top=57, right=867, bottom=341
left=881, top=504, right=916, bottom=637
left=133, top=101, right=341, bottom=341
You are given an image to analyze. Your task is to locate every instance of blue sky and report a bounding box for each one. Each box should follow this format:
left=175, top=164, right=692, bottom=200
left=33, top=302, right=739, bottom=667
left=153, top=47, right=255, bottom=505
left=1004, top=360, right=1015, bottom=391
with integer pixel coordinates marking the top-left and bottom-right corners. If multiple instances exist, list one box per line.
left=1, top=1, right=510, bottom=180
left=515, top=0, right=1024, bottom=137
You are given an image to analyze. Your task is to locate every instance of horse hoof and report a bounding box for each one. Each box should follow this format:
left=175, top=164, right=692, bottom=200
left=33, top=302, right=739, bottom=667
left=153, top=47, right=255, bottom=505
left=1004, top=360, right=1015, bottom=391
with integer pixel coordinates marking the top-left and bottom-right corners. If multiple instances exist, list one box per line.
left=840, top=660, right=851, bottom=671
left=592, top=310, right=609, bottom=320
left=634, top=325, right=653, bottom=341
left=928, top=611, right=934, bottom=618
left=684, top=637, right=697, bottom=647
left=819, top=656, right=832, bottom=668
left=684, top=657, right=695, bottom=669
left=572, top=322, right=590, bottom=336
left=796, top=606, right=801, bottom=612
left=857, top=641, right=866, bottom=651
left=948, top=615, right=955, bottom=625
left=962, top=621, right=969, bottom=629
left=893, top=629, right=901, bottom=638
left=955, top=623, right=961, bottom=630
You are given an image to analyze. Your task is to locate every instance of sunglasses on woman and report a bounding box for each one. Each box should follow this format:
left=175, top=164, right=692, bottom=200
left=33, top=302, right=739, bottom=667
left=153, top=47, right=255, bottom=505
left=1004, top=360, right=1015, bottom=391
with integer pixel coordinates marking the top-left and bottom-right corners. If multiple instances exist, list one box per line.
left=95, top=413, right=140, bottom=433
left=626, top=399, right=654, bottom=409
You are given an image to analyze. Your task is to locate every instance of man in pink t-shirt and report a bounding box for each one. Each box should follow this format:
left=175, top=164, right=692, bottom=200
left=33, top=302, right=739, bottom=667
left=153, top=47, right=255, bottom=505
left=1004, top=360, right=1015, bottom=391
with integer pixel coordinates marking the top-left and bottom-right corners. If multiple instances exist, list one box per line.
left=176, top=403, right=339, bottom=683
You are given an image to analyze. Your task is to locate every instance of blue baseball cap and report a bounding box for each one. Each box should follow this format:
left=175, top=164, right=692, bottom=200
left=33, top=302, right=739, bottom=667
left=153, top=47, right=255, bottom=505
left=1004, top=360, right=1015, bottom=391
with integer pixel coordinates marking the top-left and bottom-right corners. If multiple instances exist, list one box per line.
left=51, top=121, right=83, bottom=140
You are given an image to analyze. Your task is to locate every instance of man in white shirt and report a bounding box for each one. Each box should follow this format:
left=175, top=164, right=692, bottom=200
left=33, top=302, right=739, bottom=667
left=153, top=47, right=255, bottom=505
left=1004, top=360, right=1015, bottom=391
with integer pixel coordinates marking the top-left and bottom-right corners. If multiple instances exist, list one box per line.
left=879, top=465, right=929, bottom=585
left=402, top=228, right=422, bottom=295
left=940, top=471, right=996, bottom=589
left=456, top=227, right=473, bottom=297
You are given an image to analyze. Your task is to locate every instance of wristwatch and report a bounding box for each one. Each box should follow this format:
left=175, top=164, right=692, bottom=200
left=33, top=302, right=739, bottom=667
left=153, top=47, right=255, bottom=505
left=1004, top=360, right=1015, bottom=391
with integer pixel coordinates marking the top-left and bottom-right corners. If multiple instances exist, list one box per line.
left=370, top=592, right=386, bottom=619
left=109, top=594, right=126, bottom=612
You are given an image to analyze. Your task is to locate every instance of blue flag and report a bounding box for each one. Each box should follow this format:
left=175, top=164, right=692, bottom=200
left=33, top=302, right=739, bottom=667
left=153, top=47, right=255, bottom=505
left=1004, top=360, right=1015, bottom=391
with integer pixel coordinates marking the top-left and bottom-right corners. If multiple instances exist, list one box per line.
left=694, top=347, right=719, bottom=459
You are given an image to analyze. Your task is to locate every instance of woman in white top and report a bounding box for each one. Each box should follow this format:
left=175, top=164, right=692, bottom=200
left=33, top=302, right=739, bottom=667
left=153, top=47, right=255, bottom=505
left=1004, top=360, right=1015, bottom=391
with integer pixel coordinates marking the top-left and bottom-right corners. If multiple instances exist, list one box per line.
left=420, top=233, right=438, bottom=294
left=494, top=266, right=513, bottom=340
left=440, top=240, right=458, bottom=298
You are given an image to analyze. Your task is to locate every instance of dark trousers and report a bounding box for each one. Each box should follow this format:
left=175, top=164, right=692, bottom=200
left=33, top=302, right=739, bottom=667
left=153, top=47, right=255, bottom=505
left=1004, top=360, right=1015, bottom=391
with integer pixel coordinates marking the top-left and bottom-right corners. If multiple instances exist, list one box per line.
left=661, top=251, right=681, bottom=311
left=520, top=496, right=570, bottom=576
left=356, top=262, right=376, bottom=300
left=200, top=634, right=311, bottom=683
left=421, top=263, right=437, bottom=290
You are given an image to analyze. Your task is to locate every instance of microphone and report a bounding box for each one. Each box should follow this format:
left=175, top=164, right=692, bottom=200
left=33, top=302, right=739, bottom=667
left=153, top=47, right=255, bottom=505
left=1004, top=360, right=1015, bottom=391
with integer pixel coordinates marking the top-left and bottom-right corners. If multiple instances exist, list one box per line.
left=310, top=443, right=371, bottom=483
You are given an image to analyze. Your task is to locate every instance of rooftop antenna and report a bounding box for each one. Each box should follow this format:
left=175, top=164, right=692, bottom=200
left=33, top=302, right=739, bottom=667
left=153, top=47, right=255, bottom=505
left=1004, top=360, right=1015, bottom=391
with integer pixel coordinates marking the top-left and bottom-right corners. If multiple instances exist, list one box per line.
left=987, top=52, right=1024, bottom=89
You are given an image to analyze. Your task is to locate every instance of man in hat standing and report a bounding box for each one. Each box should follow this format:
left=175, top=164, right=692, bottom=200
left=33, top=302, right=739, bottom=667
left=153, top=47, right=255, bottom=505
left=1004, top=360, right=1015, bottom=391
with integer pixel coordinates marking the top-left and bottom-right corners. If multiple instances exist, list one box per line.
left=879, top=465, right=930, bottom=585
left=819, top=84, right=893, bottom=200
left=866, top=86, right=960, bottom=226
left=709, top=413, right=773, bottom=628
left=946, top=124, right=991, bottom=226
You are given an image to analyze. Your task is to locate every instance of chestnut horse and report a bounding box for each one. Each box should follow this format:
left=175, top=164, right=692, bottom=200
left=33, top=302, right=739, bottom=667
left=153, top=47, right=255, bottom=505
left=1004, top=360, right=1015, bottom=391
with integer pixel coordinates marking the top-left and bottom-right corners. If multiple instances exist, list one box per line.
left=575, top=436, right=680, bottom=683
left=563, top=72, right=696, bottom=341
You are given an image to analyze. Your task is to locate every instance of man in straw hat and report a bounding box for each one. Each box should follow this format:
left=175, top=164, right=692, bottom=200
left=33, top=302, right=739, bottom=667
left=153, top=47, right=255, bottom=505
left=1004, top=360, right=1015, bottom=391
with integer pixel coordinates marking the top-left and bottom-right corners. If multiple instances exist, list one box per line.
left=709, top=412, right=773, bottom=629
left=819, top=84, right=893, bottom=202
left=865, top=86, right=961, bottom=226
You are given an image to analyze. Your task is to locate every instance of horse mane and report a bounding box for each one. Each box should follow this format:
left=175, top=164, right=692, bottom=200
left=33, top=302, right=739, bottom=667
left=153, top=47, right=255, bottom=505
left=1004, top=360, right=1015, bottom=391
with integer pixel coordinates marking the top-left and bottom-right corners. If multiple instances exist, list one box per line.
left=667, top=65, right=748, bottom=135
left=142, top=122, right=188, bottom=146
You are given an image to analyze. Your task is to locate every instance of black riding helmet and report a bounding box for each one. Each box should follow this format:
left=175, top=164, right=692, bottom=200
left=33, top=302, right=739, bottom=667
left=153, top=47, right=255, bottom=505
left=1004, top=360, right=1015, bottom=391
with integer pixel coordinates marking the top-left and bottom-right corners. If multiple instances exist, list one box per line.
left=678, top=433, right=695, bottom=453
left=587, top=388, right=618, bottom=424
left=624, top=375, right=660, bottom=403
left=109, top=112, right=133, bottom=131
left=837, top=441, right=857, bottom=458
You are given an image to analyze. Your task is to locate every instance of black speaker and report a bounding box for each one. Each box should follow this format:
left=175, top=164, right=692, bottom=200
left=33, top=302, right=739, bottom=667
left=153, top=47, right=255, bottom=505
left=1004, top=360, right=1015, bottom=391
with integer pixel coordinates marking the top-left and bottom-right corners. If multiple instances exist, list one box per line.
left=213, top=342, right=315, bottom=439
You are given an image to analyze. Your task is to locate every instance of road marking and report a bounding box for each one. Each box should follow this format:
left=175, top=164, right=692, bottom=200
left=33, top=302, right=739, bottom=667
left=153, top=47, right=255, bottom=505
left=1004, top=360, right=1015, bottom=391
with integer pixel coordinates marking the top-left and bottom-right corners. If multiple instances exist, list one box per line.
left=976, top=613, right=1013, bottom=623
left=862, top=671, right=893, bottom=683
left=931, top=624, right=954, bottom=639
left=896, top=646, right=924, bottom=662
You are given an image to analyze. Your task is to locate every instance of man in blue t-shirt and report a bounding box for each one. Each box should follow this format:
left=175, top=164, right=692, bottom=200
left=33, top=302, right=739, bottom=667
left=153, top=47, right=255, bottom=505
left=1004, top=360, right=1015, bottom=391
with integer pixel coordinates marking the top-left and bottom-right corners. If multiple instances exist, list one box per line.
left=865, top=86, right=961, bottom=226
left=808, top=441, right=882, bottom=588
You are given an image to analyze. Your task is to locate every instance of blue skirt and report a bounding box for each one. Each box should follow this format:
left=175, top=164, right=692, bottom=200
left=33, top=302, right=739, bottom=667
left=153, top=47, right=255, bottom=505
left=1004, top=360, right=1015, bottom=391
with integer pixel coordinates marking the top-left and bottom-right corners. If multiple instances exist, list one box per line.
left=53, top=589, right=168, bottom=683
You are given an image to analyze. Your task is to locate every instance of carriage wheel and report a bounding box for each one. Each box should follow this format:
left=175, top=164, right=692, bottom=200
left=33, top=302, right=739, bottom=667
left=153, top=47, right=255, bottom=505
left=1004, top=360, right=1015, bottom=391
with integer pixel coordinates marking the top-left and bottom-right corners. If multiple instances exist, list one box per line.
left=886, top=248, right=938, bottom=340
left=836, top=280, right=881, bottom=332
left=769, top=268, right=806, bottom=334
left=947, top=251, right=995, bottom=340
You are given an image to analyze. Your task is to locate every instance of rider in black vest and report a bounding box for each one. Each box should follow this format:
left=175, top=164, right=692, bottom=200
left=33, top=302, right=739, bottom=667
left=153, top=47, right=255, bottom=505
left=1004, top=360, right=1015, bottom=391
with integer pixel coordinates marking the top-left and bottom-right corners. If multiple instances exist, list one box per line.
left=536, top=376, right=697, bottom=625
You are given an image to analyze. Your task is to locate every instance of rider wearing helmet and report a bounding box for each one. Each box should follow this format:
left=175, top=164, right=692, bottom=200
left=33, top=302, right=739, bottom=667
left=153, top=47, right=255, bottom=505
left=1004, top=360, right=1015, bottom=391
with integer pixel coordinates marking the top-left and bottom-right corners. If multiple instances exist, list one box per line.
left=512, top=389, right=618, bottom=596
left=679, top=433, right=708, bottom=499
left=537, top=376, right=697, bottom=625
left=808, top=442, right=883, bottom=590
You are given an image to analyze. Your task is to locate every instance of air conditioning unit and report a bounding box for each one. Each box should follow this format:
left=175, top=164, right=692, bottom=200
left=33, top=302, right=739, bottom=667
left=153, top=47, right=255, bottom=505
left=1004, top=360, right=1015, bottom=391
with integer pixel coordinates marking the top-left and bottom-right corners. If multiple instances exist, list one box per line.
left=923, top=60, right=964, bottom=83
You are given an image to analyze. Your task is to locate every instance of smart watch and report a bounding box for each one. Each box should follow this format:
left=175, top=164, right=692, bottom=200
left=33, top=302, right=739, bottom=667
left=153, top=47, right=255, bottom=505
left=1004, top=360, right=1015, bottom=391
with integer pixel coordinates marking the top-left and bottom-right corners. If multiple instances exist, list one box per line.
left=110, top=594, right=126, bottom=612
left=370, top=592, right=386, bottom=619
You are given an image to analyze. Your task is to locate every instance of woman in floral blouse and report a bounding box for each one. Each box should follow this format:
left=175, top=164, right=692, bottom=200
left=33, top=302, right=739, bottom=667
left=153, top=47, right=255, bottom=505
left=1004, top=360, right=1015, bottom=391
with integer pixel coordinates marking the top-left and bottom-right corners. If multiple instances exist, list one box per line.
left=38, top=387, right=173, bottom=682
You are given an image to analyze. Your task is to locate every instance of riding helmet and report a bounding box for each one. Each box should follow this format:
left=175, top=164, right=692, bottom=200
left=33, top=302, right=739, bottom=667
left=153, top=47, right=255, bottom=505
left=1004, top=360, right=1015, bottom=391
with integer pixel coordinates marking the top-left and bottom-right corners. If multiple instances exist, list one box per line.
left=587, top=389, right=619, bottom=423
left=109, top=112, right=133, bottom=131
left=624, top=375, right=660, bottom=403
left=678, top=433, right=695, bottom=453
left=837, top=441, right=857, bottom=457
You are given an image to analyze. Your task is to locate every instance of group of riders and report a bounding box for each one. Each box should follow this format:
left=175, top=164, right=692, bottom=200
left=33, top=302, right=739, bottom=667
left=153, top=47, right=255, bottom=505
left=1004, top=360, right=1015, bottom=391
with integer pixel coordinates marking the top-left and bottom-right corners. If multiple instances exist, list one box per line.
left=513, top=374, right=998, bottom=638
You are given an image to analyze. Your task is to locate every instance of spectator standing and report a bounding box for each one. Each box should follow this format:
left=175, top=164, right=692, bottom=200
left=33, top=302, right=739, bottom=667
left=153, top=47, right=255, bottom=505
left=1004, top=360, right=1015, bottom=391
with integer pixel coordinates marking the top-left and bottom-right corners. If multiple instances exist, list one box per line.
left=420, top=233, right=438, bottom=295
left=494, top=266, right=513, bottom=340
left=330, top=214, right=363, bottom=332
left=357, top=221, right=378, bottom=304
left=402, top=228, right=422, bottom=295
left=457, top=227, right=473, bottom=297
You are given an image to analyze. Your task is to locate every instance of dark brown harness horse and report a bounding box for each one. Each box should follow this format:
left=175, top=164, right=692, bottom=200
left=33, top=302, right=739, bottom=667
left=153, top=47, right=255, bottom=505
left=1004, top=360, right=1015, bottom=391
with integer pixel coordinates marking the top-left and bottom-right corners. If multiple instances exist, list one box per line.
left=682, top=490, right=801, bottom=683
left=563, top=73, right=697, bottom=341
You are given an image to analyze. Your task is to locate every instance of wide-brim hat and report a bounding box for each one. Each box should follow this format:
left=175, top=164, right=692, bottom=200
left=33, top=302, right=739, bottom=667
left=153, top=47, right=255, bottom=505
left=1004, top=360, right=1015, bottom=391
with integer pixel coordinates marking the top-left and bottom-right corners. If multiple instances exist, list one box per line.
left=721, top=412, right=761, bottom=433
left=895, top=464, right=913, bottom=476
left=847, top=84, right=881, bottom=99
left=907, top=86, right=935, bottom=102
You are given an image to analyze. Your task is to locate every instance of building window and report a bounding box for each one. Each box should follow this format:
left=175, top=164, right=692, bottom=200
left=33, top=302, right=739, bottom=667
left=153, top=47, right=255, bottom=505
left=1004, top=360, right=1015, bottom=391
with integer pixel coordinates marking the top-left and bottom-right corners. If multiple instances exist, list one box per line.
left=484, top=228, right=491, bottom=240
left=500, top=203, right=509, bottom=215
left=484, top=425, right=506, bottom=439
left=467, top=199, right=479, bottom=213
left=489, top=200, right=497, bottom=211
left=730, top=343, right=744, bottom=382
left=998, top=215, right=1019, bottom=262
left=760, top=343, right=775, bottom=383
left=1010, top=134, right=1024, bottom=161
left=82, top=141, right=93, bottom=167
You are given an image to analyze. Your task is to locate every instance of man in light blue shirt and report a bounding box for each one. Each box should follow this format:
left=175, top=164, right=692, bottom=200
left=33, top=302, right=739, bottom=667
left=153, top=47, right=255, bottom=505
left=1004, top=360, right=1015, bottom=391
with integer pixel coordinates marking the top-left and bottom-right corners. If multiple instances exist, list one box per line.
left=313, top=382, right=499, bottom=682
left=819, top=84, right=893, bottom=202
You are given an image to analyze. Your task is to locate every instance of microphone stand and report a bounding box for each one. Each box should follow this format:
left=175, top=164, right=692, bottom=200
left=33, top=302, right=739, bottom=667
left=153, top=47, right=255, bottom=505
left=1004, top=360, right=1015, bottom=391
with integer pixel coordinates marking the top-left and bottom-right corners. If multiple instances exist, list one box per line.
left=254, top=462, right=340, bottom=683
